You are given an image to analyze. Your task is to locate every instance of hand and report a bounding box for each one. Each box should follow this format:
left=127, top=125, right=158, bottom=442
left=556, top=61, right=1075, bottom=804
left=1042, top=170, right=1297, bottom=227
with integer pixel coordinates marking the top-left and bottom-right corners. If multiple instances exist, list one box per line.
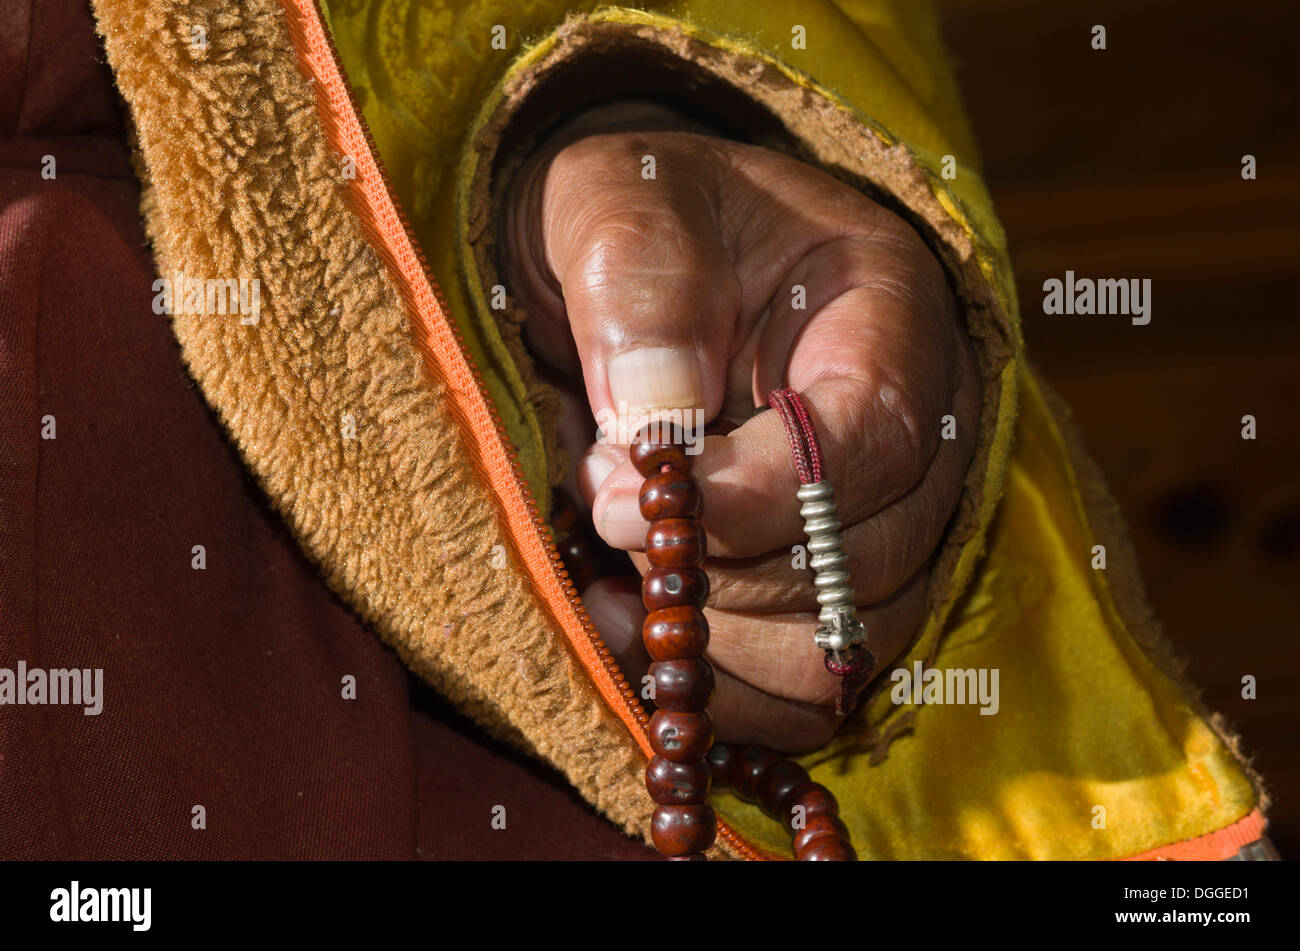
left=501, top=102, right=979, bottom=752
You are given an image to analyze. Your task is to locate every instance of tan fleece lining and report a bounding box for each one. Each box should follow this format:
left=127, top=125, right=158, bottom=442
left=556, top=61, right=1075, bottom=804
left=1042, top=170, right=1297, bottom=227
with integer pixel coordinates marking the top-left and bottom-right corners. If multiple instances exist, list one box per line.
left=460, top=14, right=1018, bottom=756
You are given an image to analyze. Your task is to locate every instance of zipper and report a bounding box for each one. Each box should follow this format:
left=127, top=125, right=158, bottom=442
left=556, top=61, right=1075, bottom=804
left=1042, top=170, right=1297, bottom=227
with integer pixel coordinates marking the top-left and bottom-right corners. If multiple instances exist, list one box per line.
left=287, top=0, right=768, bottom=861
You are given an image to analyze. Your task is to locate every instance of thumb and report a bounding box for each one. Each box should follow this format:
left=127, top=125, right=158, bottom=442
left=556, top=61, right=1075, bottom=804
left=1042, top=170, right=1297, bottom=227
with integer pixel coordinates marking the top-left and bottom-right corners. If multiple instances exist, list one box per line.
left=502, top=125, right=740, bottom=428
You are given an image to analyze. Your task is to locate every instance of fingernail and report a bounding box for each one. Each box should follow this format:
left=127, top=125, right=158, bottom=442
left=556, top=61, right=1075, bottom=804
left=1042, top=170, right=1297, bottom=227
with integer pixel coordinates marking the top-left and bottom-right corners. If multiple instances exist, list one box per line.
left=607, top=347, right=702, bottom=420
left=598, top=493, right=648, bottom=550
left=577, top=444, right=620, bottom=502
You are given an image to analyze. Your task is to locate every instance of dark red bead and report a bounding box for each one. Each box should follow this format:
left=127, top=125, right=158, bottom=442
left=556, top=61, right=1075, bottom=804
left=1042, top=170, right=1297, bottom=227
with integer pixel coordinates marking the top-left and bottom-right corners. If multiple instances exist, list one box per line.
left=651, top=804, right=716, bottom=855
left=646, top=755, right=712, bottom=805
left=798, top=837, right=858, bottom=861
left=728, top=745, right=778, bottom=804
left=649, top=710, right=714, bottom=762
left=792, top=814, right=851, bottom=856
left=651, top=658, right=715, bottom=711
left=642, top=606, right=709, bottom=661
left=779, top=781, right=839, bottom=828
left=561, top=537, right=597, bottom=591
left=645, top=518, right=706, bottom=567
left=639, top=469, right=702, bottom=520
left=758, top=759, right=810, bottom=820
left=631, top=424, right=691, bottom=477
left=642, top=566, right=709, bottom=612
left=706, top=744, right=735, bottom=786
left=552, top=496, right=579, bottom=532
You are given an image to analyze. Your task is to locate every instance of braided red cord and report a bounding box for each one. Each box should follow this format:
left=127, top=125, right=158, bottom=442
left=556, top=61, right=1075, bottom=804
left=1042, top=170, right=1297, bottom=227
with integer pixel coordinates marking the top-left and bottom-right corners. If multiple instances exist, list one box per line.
left=787, top=392, right=824, bottom=483
left=766, top=388, right=824, bottom=484
left=768, top=386, right=870, bottom=716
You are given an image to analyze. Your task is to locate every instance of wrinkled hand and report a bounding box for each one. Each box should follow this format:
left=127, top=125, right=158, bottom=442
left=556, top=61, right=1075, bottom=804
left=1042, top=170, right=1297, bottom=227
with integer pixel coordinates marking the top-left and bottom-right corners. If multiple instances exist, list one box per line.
left=502, top=102, right=978, bottom=751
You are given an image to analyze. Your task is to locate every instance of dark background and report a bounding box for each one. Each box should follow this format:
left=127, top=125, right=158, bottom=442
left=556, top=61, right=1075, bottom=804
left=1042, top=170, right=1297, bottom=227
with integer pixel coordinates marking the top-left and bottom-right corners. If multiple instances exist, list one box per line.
left=937, top=0, right=1299, bottom=856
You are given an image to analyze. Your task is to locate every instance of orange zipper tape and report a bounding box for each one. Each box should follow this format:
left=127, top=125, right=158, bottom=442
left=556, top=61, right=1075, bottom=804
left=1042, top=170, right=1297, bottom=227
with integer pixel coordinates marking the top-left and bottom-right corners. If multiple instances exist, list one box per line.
left=278, top=0, right=770, bottom=861
left=1123, top=808, right=1267, bottom=861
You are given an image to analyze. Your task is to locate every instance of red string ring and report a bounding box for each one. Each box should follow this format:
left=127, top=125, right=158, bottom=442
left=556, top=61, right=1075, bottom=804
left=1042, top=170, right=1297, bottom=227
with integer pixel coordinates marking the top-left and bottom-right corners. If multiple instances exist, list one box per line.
left=766, top=387, right=824, bottom=485
left=768, top=386, right=877, bottom=716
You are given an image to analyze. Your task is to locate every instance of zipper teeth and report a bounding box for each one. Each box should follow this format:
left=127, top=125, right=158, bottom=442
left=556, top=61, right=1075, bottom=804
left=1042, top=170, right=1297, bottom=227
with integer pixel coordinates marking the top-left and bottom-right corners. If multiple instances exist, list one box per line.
left=305, top=0, right=764, bottom=863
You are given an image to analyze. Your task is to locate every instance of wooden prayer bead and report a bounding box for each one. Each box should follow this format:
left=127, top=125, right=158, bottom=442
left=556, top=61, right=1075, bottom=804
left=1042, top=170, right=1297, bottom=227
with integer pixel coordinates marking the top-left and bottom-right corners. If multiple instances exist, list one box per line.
left=706, top=744, right=735, bottom=787
left=642, top=566, right=709, bottom=612
left=631, top=424, right=691, bottom=477
left=651, top=658, right=715, bottom=711
left=560, top=537, right=598, bottom=592
left=645, top=518, right=706, bottom=567
left=728, top=745, right=778, bottom=804
left=642, top=606, right=709, bottom=661
left=792, top=813, right=850, bottom=856
left=639, top=469, right=702, bottom=520
left=793, top=783, right=839, bottom=817
left=797, top=837, right=858, bottom=861
left=757, top=759, right=810, bottom=821
left=552, top=495, right=579, bottom=532
left=550, top=488, right=607, bottom=592
left=649, top=710, right=714, bottom=762
left=780, top=781, right=840, bottom=829
left=651, top=803, right=717, bottom=856
left=646, top=755, right=712, bottom=806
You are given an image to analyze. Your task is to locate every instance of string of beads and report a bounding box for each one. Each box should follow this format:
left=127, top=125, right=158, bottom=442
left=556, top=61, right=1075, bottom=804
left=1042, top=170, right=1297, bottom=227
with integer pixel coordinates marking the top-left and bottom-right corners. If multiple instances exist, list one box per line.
left=631, top=422, right=857, bottom=861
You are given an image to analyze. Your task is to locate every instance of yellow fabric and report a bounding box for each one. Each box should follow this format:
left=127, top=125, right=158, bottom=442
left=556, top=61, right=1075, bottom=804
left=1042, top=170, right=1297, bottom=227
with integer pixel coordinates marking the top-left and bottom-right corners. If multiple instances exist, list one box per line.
left=319, top=0, right=1259, bottom=857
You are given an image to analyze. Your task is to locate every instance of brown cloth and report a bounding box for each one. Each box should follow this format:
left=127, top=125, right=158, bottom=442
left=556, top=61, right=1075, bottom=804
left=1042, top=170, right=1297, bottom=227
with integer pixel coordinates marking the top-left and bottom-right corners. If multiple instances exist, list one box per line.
left=0, top=0, right=653, bottom=861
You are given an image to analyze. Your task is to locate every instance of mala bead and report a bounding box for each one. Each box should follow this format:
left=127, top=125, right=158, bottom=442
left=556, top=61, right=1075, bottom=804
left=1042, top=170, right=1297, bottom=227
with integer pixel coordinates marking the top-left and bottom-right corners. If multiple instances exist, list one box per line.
left=792, top=813, right=851, bottom=855
left=550, top=488, right=610, bottom=592
left=651, top=804, right=717, bottom=856
left=728, top=745, right=779, bottom=804
left=649, top=710, right=714, bottom=762
left=642, top=566, right=709, bottom=612
left=799, top=838, right=858, bottom=861
left=560, top=536, right=598, bottom=591
left=757, top=759, right=810, bottom=821
left=780, top=781, right=840, bottom=829
left=706, top=744, right=735, bottom=787
left=631, top=423, right=692, bottom=477
left=645, top=518, right=706, bottom=567
left=642, top=606, right=709, bottom=661
left=552, top=495, right=579, bottom=533
left=646, top=755, right=712, bottom=805
left=639, top=469, right=702, bottom=520
left=651, top=658, right=715, bottom=711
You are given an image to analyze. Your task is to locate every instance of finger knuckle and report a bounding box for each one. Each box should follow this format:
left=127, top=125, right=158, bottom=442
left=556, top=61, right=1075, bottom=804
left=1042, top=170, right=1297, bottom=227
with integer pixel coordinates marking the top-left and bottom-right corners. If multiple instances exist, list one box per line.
left=875, top=378, right=933, bottom=484
left=788, top=711, right=840, bottom=753
left=881, top=511, right=918, bottom=600
left=552, top=134, right=642, bottom=182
